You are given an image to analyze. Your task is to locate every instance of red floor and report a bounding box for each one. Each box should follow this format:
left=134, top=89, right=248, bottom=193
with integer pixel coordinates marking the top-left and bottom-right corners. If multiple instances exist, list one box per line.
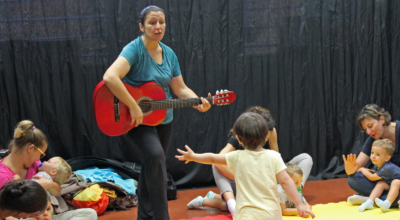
left=98, top=178, right=356, bottom=220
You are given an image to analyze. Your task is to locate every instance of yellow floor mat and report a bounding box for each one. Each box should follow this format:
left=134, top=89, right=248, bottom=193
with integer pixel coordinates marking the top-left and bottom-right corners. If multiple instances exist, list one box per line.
left=283, top=201, right=399, bottom=220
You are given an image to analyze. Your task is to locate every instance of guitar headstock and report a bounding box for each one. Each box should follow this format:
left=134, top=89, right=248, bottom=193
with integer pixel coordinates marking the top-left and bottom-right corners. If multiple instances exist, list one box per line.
left=213, top=89, right=236, bottom=105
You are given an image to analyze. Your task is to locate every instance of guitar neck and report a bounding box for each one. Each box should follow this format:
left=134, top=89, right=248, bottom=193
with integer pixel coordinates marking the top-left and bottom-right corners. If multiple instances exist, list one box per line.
left=140, top=97, right=214, bottom=110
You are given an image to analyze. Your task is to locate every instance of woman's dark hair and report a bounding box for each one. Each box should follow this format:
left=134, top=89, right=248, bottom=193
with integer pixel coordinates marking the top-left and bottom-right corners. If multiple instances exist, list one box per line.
left=0, top=181, right=48, bottom=215
left=140, top=5, right=165, bottom=26
left=233, top=112, right=268, bottom=150
left=9, top=120, right=47, bottom=153
left=245, top=106, right=275, bottom=131
left=229, top=106, right=275, bottom=136
left=356, top=104, right=391, bottom=128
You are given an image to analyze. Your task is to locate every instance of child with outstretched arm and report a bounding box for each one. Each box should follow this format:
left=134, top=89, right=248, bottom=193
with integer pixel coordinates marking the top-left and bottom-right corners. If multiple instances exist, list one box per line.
left=176, top=112, right=315, bottom=220
left=358, top=139, right=400, bottom=212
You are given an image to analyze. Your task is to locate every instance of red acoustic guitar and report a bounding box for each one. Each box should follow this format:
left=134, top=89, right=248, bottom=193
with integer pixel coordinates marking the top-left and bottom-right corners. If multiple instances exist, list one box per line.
left=93, top=81, right=236, bottom=136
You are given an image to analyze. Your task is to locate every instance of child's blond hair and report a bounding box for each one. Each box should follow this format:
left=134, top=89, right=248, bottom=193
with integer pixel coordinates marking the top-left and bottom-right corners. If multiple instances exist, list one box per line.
left=285, top=163, right=303, bottom=177
left=52, top=157, right=72, bottom=184
left=372, top=139, right=395, bottom=156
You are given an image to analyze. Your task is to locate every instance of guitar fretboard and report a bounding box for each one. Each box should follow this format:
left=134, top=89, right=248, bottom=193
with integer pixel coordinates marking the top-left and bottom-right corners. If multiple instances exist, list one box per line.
left=139, top=97, right=214, bottom=111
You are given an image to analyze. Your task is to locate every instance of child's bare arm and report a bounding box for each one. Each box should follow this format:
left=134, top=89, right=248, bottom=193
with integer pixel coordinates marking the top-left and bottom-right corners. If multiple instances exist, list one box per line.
left=176, top=145, right=227, bottom=165
left=277, top=170, right=315, bottom=219
left=358, top=167, right=382, bottom=181
left=305, top=200, right=312, bottom=210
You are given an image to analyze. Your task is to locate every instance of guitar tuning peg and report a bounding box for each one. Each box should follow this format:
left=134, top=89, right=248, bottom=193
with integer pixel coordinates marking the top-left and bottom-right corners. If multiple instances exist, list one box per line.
left=224, top=89, right=228, bottom=92
left=216, top=90, right=219, bottom=95
left=220, top=89, right=223, bottom=94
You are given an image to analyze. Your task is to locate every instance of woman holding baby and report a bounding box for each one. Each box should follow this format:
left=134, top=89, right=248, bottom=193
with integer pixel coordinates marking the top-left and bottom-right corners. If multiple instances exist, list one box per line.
left=0, top=120, right=97, bottom=220
left=343, top=104, right=400, bottom=207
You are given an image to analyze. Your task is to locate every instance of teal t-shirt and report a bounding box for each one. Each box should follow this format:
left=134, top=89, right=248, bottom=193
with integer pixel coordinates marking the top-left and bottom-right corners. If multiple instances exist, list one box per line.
left=119, top=36, right=182, bottom=124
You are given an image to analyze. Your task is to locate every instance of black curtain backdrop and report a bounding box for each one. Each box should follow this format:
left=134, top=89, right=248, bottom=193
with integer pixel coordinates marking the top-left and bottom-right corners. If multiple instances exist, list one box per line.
left=1, top=0, right=400, bottom=188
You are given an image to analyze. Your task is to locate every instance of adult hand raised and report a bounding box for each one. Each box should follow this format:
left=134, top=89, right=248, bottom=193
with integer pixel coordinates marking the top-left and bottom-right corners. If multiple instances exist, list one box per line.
left=342, top=154, right=359, bottom=175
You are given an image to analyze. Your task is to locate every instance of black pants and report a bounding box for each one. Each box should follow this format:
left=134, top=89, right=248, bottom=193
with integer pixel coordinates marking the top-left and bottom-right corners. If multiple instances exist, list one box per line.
left=126, top=123, right=173, bottom=220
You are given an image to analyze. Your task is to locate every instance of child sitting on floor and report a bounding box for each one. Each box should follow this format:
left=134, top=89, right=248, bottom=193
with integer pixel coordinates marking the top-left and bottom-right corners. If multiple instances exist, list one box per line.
left=14, top=157, right=72, bottom=185
left=358, top=139, right=400, bottom=212
left=176, top=112, right=315, bottom=220
left=279, top=163, right=312, bottom=216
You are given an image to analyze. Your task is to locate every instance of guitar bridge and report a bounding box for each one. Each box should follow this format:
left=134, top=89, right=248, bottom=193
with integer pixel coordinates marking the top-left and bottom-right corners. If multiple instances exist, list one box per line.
left=114, top=96, right=120, bottom=122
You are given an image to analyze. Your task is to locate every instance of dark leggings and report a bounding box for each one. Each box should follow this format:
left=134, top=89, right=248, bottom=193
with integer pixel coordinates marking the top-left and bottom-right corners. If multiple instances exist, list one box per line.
left=126, top=123, right=173, bottom=220
left=348, top=172, right=400, bottom=207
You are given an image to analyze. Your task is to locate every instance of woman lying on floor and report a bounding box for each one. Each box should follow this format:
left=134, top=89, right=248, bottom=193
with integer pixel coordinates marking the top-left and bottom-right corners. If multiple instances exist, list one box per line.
left=0, top=180, right=48, bottom=219
left=187, top=106, right=313, bottom=217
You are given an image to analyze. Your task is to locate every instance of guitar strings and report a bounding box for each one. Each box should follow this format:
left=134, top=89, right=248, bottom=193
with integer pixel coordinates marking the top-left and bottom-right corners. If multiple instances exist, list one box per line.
left=115, top=96, right=230, bottom=112
left=118, top=98, right=214, bottom=107
left=115, top=94, right=231, bottom=113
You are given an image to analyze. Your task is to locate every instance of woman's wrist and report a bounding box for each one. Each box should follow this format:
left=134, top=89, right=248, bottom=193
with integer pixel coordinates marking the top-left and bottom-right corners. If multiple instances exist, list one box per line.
left=345, top=169, right=356, bottom=175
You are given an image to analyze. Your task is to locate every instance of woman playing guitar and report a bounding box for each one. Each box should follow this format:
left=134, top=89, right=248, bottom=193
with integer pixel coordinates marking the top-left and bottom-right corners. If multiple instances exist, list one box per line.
left=102, top=5, right=211, bottom=220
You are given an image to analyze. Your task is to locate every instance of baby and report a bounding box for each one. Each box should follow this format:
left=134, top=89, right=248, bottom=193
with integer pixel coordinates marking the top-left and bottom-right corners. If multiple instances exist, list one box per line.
left=358, top=139, right=400, bottom=212
left=279, top=163, right=312, bottom=217
left=14, top=157, right=72, bottom=185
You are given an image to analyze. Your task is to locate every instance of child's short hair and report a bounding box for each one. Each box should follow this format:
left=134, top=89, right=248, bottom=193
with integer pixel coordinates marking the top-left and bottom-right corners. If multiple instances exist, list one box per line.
left=285, top=163, right=303, bottom=176
left=372, top=139, right=395, bottom=156
left=52, top=157, right=72, bottom=185
left=233, top=112, right=268, bottom=150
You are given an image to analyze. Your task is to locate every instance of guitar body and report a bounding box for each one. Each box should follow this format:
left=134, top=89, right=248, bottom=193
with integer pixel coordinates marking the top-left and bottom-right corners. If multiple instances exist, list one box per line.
left=93, top=81, right=167, bottom=136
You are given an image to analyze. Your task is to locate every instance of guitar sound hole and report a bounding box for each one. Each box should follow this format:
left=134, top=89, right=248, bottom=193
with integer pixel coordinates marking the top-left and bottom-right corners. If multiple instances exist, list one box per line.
left=139, top=100, right=151, bottom=113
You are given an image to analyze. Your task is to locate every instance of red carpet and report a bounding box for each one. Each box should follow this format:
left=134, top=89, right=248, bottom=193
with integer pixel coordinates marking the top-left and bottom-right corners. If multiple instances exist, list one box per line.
left=179, top=214, right=232, bottom=220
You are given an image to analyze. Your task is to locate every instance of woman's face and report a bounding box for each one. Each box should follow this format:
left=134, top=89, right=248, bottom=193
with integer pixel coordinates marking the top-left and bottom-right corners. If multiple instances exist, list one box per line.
left=35, top=143, right=48, bottom=161
left=25, top=142, right=48, bottom=168
left=140, top=11, right=166, bottom=41
left=33, top=201, right=52, bottom=220
left=361, top=116, right=385, bottom=139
